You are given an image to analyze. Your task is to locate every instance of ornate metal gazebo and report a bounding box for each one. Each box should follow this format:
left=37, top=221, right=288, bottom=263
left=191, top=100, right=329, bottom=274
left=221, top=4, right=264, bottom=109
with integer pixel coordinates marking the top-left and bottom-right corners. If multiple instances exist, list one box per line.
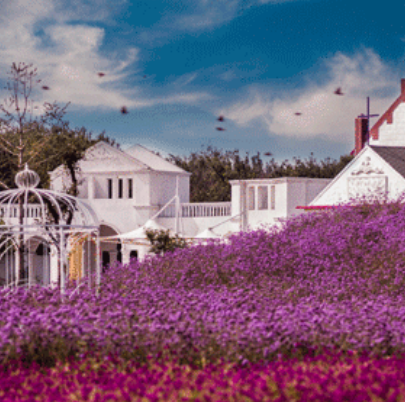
left=0, top=164, right=100, bottom=293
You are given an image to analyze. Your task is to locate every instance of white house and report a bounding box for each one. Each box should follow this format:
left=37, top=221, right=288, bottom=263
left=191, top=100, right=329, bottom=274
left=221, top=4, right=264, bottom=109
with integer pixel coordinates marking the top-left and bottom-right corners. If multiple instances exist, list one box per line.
left=49, top=142, right=331, bottom=264
left=12, top=81, right=405, bottom=284
left=302, top=79, right=405, bottom=211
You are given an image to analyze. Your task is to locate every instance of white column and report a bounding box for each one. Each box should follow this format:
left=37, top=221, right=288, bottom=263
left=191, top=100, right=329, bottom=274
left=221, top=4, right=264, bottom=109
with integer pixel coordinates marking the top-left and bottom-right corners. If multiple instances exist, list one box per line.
left=60, top=228, right=65, bottom=295
left=122, top=243, right=130, bottom=265
left=123, top=178, right=128, bottom=199
left=89, top=176, right=95, bottom=199
left=113, top=177, right=118, bottom=199
left=50, top=244, right=59, bottom=287
left=175, top=176, right=179, bottom=233
left=96, top=231, right=101, bottom=295
left=240, top=181, right=247, bottom=231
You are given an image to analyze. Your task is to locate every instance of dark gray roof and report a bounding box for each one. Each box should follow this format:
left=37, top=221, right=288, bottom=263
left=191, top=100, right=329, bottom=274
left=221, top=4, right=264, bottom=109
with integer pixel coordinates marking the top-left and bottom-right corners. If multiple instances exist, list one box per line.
left=370, top=146, right=405, bottom=178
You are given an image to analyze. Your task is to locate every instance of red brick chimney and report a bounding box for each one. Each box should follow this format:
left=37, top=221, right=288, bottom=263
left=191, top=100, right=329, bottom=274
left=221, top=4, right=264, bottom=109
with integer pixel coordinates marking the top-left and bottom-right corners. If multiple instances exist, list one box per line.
left=354, top=117, right=368, bottom=155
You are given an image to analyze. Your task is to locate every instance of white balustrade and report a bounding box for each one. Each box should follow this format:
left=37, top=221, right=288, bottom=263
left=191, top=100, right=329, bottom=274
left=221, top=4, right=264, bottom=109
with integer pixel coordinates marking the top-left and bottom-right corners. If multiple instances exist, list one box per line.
left=158, top=202, right=231, bottom=218
left=0, top=205, right=42, bottom=220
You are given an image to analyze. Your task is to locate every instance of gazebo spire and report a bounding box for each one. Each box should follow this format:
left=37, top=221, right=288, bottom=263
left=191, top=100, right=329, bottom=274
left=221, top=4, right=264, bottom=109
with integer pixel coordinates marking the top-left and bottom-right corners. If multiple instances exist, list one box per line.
left=15, top=163, right=40, bottom=189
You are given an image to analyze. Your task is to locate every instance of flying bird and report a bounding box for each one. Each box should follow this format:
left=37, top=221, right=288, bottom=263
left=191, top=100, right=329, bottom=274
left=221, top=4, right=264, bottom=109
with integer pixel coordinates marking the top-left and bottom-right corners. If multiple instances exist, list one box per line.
left=143, top=75, right=147, bottom=79
left=264, top=152, right=272, bottom=156
left=120, top=106, right=129, bottom=114
left=216, top=127, right=226, bottom=131
left=334, top=87, right=344, bottom=96
left=217, top=115, right=225, bottom=122
left=97, top=72, right=106, bottom=77
left=294, top=112, right=302, bottom=116
left=41, top=86, right=50, bottom=90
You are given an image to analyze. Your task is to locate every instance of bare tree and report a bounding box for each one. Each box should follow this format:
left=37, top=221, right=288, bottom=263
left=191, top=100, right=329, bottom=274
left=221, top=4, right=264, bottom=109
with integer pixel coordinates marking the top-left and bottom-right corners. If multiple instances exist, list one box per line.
left=0, top=62, right=69, bottom=174
left=0, top=62, right=69, bottom=283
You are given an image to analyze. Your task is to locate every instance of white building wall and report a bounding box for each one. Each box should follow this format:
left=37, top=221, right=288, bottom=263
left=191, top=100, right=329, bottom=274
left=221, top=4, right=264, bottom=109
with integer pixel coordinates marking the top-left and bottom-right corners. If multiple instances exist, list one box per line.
left=370, top=103, right=405, bottom=147
left=149, top=173, right=190, bottom=206
left=306, top=180, right=333, bottom=204
left=246, top=181, right=286, bottom=228
left=158, top=216, right=238, bottom=238
left=78, top=176, right=88, bottom=198
left=287, top=181, right=306, bottom=219
left=231, top=182, right=241, bottom=217
left=86, top=200, right=138, bottom=233
left=135, top=173, right=151, bottom=206
left=93, top=175, right=108, bottom=198
left=311, top=147, right=405, bottom=206
left=286, top=179, right=332, bottom=216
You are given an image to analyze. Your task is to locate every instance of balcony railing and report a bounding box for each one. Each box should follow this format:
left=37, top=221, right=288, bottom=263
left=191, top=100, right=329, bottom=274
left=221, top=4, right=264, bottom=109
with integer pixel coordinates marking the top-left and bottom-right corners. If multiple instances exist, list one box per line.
left=0, top=205, right=42, bottom=219
left=158, top=202, right=231, bottom=218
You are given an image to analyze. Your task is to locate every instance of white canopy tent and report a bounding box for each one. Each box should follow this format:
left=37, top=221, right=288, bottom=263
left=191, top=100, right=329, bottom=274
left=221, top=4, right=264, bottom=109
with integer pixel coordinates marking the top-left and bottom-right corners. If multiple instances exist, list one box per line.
left=100, top=219, right=175, bottom=243
left=194, top=228, right=222, bottom=239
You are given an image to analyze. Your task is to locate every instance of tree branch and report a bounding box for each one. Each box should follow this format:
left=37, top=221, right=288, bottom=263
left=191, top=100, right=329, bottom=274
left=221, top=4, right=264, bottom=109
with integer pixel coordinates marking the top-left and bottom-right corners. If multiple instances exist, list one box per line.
left=25, top=134, right=54, bottom=165
left=0, top=138, right=19, bottom=156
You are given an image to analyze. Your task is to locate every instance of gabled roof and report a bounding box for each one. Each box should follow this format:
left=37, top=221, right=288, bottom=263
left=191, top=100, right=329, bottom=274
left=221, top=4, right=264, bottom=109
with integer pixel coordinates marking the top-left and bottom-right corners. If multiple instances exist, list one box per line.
left=305, top=145, right=405, bottom=208
left=124, top=144, right=190, bottom=174
left=369, top=146, right=405, bottom=179
left=306, top=145, right=372, bottom=207
left=49, top=141, right=191, bottom=177
left=82, top=141, right=150, bottom=170
left=49, top=141, right=151, bottom=176
left=370, top=80, right=405, bottom=140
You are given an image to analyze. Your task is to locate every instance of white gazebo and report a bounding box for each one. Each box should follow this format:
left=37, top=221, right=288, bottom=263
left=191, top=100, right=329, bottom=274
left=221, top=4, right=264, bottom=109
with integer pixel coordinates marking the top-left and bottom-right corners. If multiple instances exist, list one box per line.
left=0, top=165, right=100, bottom=293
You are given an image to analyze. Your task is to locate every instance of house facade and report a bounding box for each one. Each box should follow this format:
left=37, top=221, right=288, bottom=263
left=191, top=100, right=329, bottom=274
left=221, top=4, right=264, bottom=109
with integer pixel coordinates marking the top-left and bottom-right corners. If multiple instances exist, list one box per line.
left=303, top=79, right=405, bottom=210
left=49, top=143, right=331, bottom=264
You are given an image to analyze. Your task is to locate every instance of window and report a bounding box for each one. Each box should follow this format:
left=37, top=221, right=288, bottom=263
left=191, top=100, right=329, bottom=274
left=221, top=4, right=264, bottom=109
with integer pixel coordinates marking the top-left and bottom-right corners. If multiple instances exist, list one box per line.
left=129, top=250, right=138, bottom=261
left=118, top=179, right=123, bottom=199
left=258, top=186, right=268, bottom=210
left=270, top=185, right=275, bottom=210
left=248, top=186, right=255, bottom=210
left=128, top=179, right=133, bottom=199
left=108, top=179, right=113, bottom=199
left=102, top=251, right=110, bottom=272
left=35, top=244, right=50, bottom=256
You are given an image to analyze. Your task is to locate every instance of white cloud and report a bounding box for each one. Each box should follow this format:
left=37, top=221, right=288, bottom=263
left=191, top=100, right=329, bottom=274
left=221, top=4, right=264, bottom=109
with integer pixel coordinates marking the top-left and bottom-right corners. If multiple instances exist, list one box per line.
left=176, top=0, right=241, bottom=31
left=0, top=0, right=206, bottom=111
left=223, top=49, right=398, bottom=143
left=142, top=0, right=295, bottom=37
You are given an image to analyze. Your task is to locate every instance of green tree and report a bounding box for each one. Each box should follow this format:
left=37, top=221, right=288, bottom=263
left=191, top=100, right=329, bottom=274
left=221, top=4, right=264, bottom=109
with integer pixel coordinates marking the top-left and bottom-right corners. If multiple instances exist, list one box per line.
left=145, top=229, right=188, bottom=256
left=169, top=146, right=354, bottom=202
left=0, top=62, right=118, bottom=283
left=168, top=146, right=266, bottom=202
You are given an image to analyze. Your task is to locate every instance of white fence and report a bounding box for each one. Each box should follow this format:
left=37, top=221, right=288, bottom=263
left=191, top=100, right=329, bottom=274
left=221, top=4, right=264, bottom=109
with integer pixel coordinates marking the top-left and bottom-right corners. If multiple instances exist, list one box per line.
left=158, top=202, right=232, bottom=218
left=0, top=205, right=42, bottom=219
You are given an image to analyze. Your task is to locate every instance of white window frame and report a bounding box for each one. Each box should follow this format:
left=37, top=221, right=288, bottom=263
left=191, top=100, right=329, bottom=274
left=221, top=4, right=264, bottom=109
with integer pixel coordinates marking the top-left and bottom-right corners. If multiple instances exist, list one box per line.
left=258, top=186, right=269, bottom=210
left=248, top=186, right=256, bottom=210
left=270, top=185, right=275, bottom=210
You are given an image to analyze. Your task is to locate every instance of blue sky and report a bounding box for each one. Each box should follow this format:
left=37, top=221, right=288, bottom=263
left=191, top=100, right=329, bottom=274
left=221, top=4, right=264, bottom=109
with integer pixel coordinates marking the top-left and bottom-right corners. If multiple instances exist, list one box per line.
left=1, top=0, right=405, bottom=162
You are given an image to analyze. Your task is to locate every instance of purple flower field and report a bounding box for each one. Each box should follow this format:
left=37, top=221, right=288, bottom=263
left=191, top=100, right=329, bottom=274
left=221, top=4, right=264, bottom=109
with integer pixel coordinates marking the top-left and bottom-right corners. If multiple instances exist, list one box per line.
left=3, top=198, right=405, bottom=400
left=1, top=353, right=405, bottom=401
